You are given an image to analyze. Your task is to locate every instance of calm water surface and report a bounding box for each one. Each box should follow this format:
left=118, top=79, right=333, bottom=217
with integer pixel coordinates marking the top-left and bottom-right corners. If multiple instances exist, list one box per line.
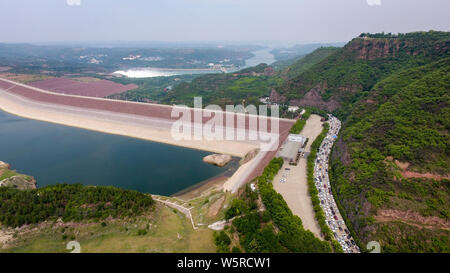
left=0, top=110, right=226, bottom=195
left=114, top=48, right=275, bottom=78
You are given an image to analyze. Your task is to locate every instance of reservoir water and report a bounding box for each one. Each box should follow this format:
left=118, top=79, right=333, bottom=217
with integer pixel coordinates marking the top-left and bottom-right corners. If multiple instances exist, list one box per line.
left=114, top=68, right=225, bottom=78
left=0, top=110, right=228, bottom=195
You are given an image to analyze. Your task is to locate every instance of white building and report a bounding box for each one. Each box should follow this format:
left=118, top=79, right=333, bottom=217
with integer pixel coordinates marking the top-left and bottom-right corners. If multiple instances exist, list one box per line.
left=288, top=134, right=306, bottom=143
left=288, top=106, right=300, bottom=113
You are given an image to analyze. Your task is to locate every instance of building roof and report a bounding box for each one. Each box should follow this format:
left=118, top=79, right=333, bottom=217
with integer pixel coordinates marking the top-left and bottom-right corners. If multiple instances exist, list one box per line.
left=288, top=106, right=299, bottom=112
left=288, top=134, right=306, bottom=143
left=279, top=140, right=302, bottom=161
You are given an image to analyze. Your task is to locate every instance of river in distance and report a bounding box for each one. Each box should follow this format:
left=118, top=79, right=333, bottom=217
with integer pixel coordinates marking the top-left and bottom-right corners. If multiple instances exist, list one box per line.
left=114, top=48, right=276, bottom=78
left=0, top=110, right=231, bottom=196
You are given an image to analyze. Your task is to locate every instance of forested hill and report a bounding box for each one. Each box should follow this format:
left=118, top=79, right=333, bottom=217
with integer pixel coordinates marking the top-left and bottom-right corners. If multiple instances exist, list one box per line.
left=288, top=31, right=449, bottom=252
left=162, top=63, right=281, bottom=107
left=0, top=184, right=154, bottom=227
left=281, top=31, right=450, bottom=117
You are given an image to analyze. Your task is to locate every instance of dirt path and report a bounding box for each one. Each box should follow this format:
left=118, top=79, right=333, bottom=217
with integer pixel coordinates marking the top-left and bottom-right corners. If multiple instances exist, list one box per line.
left=375, top=209, right=450, bottom=230
left=273, top=115, right=323, bottom=238
left=208, top=196, right=225, bottom=217
left=392, top=159, right=450, bottom=180
left=152, top=195, right=198, bottom=230
left=0, top=77, right=296, bottom=195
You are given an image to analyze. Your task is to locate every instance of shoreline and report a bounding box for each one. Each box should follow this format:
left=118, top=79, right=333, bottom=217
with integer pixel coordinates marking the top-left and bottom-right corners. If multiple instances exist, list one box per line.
left=0, top=77, right=295, bottom=123
left=173, top=157, right=241, bottom=198
left=273, top=114, right=324, bottom=238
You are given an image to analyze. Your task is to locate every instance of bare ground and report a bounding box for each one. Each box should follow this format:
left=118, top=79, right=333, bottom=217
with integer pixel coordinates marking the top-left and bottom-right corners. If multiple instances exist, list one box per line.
left=401, top=171, right=450, bottom=181
left=273, top=115, right=324, bottom=238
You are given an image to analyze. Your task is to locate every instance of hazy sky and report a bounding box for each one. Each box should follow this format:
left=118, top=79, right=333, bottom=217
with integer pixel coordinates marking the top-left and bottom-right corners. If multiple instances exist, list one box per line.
left=0, top=0, right=449, bottom=44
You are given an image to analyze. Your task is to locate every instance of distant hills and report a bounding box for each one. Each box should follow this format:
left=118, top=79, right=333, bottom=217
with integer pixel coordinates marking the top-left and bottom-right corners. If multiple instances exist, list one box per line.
left=281, top=31, right=450, bottom=116
left=2, top=32, right=448, bottom=252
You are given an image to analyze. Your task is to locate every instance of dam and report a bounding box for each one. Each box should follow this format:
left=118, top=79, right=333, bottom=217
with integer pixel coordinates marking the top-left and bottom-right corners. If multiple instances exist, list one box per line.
left=0, top=77, right=294, bottom=193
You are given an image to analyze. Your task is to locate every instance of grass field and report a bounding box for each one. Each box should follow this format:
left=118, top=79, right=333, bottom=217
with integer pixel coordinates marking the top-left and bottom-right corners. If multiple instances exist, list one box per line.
left=0, top=176, right=233, bottom=253
left=2, top=203, right=216, bottom=253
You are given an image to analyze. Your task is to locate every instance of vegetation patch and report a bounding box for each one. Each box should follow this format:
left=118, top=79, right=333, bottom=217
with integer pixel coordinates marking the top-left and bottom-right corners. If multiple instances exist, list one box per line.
left=328, top=49, right=450, bottom=252
left=289, top=109, right=311, bottom=134
left=305, top=122, right=343, bottom=252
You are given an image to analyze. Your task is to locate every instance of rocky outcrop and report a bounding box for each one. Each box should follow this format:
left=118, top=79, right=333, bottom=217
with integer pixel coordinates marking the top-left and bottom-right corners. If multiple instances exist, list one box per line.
left=0, top=161, right=36, bottom=190
left=203, top=154, right=232, bottom=167
left=269, top=89, right=286, bottom=103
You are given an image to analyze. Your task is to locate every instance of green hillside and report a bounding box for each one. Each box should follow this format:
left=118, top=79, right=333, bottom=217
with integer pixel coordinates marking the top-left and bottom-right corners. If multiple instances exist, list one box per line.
left=0, top=184, right=154, bottom=227
left=194, top=31, right=449, bottom=252
left=330, top=58, right=449, bottom=252
left=162, top=47, right=338, bottom=108
left=278, top=47, right=339, bottom=80
left=162, top=63, right=281, bottom=107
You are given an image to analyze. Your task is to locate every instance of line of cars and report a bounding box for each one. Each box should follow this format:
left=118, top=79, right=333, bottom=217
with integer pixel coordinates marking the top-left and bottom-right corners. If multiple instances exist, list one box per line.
left=313, top=115, right=360, bottom=253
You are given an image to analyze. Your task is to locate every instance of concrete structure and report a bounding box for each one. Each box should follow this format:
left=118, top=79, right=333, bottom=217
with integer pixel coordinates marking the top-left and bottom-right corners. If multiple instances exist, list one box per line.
left=288, top=106, right=300, bottom=113
left=288, top=133, right=306, bottom=143
left=280, top=140, right=302, bottom=162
